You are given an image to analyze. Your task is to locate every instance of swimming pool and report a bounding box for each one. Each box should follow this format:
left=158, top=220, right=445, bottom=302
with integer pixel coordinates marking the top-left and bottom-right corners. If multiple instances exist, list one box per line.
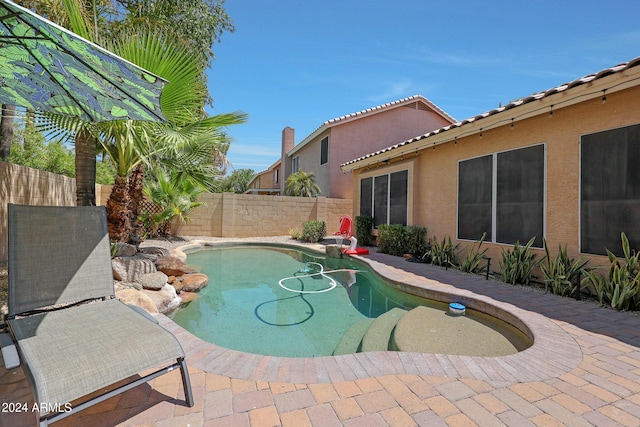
left=169, top=245, right=531, bottom=357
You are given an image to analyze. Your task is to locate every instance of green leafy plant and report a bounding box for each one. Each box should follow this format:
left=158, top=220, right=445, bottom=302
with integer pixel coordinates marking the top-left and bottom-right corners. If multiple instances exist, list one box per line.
left=499, top=237, right=541, bottom=285
left=288, top=227, right=301, bottom=240
left=429, top=236, right=461, bottom=268
left=540, top=239, right=590, bottom=297
left=355, top=216, right=374, bottom=246
left=301, top=220, right=326, bottom=243
left=405, top=226, right=428, bottom=256
left=583, top=232, right=640, bottom=311
left=459, top=233, right=489, bottom=274
left=377, top=224, right=406, bottom=256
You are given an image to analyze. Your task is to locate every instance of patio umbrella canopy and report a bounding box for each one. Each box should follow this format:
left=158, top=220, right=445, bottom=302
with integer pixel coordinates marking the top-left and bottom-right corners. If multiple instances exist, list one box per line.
left=0, top=0, right=166, bottom=122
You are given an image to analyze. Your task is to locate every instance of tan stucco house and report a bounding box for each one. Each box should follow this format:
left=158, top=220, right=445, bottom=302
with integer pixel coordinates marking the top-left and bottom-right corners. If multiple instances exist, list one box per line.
left=341, top=56, right=640, bottom=263
left=248, top=95, right=455, bottom=198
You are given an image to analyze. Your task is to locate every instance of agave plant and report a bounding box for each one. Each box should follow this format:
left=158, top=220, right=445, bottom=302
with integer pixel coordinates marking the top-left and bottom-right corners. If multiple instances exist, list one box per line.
left=540, top=238, right=589, bottom=297
left=459, top=233, right=489, bottom=275
left=499, top=237, right=541, bottom=286
left=583, top=232, right=640, bottom=310
left=429, top=236, right=461, bottom=268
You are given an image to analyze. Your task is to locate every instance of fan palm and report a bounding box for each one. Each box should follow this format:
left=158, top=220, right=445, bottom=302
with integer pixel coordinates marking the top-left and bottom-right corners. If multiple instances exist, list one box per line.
left=284, top=170, right=321, bottom=197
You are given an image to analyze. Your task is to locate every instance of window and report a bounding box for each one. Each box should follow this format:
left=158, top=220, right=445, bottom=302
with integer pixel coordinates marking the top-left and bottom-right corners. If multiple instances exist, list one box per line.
left=292, top=156, right=299, bottom=173
left=360, top=170, right=408, bottom=227
left=274, top=168, right=279, bottom=184
left=458, top=144, right=545, bottom=247
left=581, top=124, right=640, bottom=256
left=320, top=137, right=329, bottom=165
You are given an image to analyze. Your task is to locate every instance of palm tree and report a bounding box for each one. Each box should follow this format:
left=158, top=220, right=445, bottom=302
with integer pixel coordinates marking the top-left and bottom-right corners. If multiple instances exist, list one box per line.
left=284, top=170, right=321, bottom=197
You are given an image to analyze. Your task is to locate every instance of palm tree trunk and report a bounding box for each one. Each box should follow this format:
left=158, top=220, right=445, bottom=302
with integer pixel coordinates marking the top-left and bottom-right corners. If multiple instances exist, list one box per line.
left=127, top=163, right=145, bottom=246
left=106, top=175, right=131, bottom=242
left=75, top=129, right=97, bottom=206
left=0, top=104, right=16, bottom=160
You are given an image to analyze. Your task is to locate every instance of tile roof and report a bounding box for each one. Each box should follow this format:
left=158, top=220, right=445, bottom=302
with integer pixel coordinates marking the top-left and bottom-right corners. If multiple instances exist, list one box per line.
left=341, top=56, right=640, bottom=169
left=289, top=95, right=456, bottom=155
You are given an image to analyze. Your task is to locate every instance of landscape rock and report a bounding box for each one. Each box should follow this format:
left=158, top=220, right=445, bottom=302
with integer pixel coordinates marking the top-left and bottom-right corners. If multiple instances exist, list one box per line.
left=112, top=242, right=137, bottom=257
left=116, top=288, right=159, bottom=314
left=115, top=281, right=143, bottom=291
left=112, top=256, right=156, bottom=282
left=179, top=273, right=209, bottom=292
left=138, top=272, right=169, bottom=290
left=179, top=291, right=198, bottom=304
left=137, top=246, right=171, bottom=262
left=142, top=284, right=181, bottom=314
left=155, top=256, right=196, bottom=277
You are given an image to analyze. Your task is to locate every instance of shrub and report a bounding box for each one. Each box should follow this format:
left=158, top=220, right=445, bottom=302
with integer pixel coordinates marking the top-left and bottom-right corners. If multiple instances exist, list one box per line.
left=300, top=220, right=326, bottom=243
left=355, top=216, right=374, bottom=246
left=405, top=226, right=428, bottom=256
left=288, top=227, right=301, bottom=240
left=540, top=238, right=590, bottom=297
left=459, top=233, right=488, bottom=274
left=499, top=237, right=540, bottom=285
left=583, top=232, right=640, bottom=311
left=377, top=224, right=406, bottom=256
left=429, top=236, right=460, bottom=267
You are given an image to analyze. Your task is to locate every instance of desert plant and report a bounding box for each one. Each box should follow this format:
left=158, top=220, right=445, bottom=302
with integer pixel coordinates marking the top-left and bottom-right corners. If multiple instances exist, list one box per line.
left=499, top=237, right=541, bottom=286
left=301, top=220, right=326, bottom=243
left=429, top=236, right=461, bottom=267
left=355, top=216, right=374, bottom=246
left=459, top=233, right=489, bottom=274
left=541, top=239, right=590, bottom=297
left=405, top=226, right=428, bottom=256
left=583, top=232, right=640, bottom=311
left=288, top=227, right=301, bottom=240
left=377, top=224, right=407, bottom=256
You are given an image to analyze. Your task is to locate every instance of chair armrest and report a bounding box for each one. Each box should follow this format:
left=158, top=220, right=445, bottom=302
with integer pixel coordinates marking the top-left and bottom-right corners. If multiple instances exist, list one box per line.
left=0, top=332, right=20, bottom=369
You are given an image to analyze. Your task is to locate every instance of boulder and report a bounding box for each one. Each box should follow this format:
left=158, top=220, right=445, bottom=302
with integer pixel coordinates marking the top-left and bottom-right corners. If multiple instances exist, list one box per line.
left=142, top=284, right=181, bottom=314
left=138, top=246, right=171, bottom=262
left=115, top=288, right=159, bottom=314
left=156, top=256, right=196, bottom=277
left=115, top=281, right=143, bottom=291
left=138, top=272, right=169, bottom=290
left=112, top=242, right=137, bottom=257
left=112, top=256, right=156, bottom=282
left=179, top=291, right=198, bottom=304
left=180, top=273, right=209, bottom=292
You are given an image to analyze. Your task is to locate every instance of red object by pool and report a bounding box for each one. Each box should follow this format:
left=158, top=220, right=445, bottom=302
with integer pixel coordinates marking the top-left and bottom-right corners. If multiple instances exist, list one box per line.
left=343, top=247, right=369, bottom=255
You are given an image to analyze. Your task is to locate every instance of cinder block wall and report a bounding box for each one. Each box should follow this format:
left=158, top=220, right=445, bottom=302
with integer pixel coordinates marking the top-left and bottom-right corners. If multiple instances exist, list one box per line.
left=173, top=193, right=353, bottom=238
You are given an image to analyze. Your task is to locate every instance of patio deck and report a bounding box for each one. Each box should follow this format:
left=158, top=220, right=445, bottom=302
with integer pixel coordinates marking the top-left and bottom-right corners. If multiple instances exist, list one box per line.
left=1, top=240, right=639, bottom=426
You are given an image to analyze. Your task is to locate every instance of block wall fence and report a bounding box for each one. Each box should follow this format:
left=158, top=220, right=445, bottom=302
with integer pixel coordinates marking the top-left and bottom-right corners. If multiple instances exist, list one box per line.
left=0, top=162, right=353, bottom=260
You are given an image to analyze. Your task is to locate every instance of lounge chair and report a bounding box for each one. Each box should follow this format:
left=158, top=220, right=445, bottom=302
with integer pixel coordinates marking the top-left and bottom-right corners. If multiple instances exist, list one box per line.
left=5, top=204, right=194, bottom=426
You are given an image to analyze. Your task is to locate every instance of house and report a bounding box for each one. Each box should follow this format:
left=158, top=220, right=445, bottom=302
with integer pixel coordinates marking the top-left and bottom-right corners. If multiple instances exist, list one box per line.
left=341, top=56, right=640, bottom=263
left=247, top=96, right=456, bottom=198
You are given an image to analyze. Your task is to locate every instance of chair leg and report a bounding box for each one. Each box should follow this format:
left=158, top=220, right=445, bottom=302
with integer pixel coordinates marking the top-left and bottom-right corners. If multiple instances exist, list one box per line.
left=179, top=358, right=194, bottom=407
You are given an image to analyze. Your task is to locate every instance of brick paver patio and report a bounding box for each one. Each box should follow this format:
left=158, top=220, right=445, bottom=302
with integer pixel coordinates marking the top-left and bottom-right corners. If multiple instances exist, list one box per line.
left=1, top=241, right=639, bottom=426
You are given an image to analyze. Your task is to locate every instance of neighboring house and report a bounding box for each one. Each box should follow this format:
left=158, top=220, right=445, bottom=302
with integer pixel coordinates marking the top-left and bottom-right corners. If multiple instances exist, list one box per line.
left=246, top=158, right=282, bottom=195
left=341, top=56, right=640, bottom=264
left=248, top=96, right=456, bottom=199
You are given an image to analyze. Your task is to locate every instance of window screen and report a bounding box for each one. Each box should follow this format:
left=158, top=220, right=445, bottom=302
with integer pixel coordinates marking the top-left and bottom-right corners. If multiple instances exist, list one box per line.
left=581, top=124, right=640, bottom=256
left=458, top=155, right=493, bottom=240
left=389, top=170, right=408, bottom=225
left=360, top=177, right=373, bottom=217
left=496, top=145, right=544, bottom=246
left=373, top=175, right=389, bottom=227
left=320, top=137, right=328, bottom=165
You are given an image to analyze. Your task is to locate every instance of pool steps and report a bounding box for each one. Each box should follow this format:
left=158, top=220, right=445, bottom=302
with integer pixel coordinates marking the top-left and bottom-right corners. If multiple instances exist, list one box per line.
left=360, top=308, right=408, bottom=353
left=332, top=318, right=374, bottom=355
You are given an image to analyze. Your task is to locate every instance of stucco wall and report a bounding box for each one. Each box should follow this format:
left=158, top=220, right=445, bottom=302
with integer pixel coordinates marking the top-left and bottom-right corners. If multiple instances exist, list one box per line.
left=351, top=84, right=640, bottom=266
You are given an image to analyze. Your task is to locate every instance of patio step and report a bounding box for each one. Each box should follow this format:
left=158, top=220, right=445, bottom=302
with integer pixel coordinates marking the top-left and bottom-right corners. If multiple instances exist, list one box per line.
left=360, top=308, right=407, bottom=352
left=332, top=318, right=374, bottom=355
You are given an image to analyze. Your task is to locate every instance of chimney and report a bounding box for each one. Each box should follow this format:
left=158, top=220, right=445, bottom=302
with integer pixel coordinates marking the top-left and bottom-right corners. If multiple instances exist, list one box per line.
left=281, top=127, right=295, bottom=192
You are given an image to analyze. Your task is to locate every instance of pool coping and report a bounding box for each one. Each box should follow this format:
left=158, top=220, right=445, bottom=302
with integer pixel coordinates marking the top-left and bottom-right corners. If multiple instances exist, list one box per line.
left=161, top=239, right=583, bottom=387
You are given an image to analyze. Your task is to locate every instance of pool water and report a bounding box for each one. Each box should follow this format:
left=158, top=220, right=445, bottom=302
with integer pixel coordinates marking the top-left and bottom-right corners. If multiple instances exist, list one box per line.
left=169, top=246, right=530, bottom=357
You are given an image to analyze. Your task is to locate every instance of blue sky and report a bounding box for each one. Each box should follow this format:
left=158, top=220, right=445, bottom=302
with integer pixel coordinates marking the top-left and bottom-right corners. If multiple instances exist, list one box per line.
left=206, top=1, right=640, bottom=173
